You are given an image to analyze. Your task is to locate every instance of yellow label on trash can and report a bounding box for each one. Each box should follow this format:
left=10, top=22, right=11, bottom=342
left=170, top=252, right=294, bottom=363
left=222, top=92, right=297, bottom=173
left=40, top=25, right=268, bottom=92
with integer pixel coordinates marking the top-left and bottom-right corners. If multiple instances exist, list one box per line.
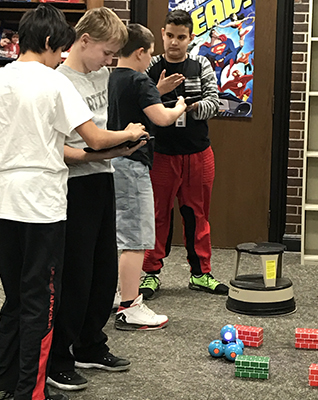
left=266, top=260, right=276, bottom=280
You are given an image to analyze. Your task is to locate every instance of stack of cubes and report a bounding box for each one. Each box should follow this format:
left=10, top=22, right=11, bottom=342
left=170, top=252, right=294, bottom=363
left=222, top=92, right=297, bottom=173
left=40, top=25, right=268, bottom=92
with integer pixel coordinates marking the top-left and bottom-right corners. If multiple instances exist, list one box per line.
left=295, top=328, right=318, bottom=349
left=309, top=364, right=318, bottom=386
left=235, top=355, right=270, bottom=379
left=234, top=324, right=263, bottom=347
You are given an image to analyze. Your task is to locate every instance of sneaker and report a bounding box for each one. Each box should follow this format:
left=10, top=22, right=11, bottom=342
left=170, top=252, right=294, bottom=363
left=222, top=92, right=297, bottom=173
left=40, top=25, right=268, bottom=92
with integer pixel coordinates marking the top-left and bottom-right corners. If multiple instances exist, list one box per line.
left=75, top=351, right=130, bottom=372
left=112, top=290, right=122, bottom=313
left=139, top=274, right=160, bottom=300
left=47, top=371, right=88, bottom=391
left=189, top=273, right=229, bottom=295
left=0, top=391, right=14, bottom=400
left=115, top=294, right=168, bottom=331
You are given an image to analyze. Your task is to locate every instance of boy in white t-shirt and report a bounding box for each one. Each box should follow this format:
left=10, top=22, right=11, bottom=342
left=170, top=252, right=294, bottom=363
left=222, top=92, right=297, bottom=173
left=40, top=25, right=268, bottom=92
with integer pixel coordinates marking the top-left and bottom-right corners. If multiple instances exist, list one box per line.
left=47, top=8, right=146, bottom=392
left=0, top=5, right=146, bottom=400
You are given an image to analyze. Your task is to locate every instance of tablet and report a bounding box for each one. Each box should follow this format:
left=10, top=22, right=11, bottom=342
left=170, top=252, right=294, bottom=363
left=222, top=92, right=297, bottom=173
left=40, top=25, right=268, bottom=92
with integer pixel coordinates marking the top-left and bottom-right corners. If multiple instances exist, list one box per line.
left=84, top=135, right=153, bottom=153
left=162, top=95, right=202, bottom=107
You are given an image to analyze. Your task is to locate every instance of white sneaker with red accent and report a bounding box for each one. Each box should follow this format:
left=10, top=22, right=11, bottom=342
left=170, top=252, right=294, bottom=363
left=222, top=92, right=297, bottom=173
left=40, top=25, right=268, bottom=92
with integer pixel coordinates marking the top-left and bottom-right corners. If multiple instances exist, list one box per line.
left=115, top=294, right=168, bottom=331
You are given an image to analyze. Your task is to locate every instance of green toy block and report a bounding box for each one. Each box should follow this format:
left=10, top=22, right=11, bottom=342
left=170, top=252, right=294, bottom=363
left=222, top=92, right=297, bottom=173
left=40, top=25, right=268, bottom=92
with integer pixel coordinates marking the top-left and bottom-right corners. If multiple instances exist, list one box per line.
left=235, top=370, right=269, bottom=379
left=235, top=355, right=270, bottom=369
left=235, top=366, right=269, bottom=374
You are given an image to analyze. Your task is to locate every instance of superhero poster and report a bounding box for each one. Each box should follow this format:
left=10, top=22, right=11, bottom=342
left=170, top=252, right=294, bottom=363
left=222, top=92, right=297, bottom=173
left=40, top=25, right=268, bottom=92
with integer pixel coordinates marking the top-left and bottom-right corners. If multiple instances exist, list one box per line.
left=168, top=0, right=255, bottom=118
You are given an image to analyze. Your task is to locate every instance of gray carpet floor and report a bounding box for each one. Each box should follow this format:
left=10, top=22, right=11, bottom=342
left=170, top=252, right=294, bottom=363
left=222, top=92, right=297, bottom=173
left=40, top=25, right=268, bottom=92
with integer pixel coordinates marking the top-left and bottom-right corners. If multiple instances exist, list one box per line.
left=1, top=246, right=318, bottom=400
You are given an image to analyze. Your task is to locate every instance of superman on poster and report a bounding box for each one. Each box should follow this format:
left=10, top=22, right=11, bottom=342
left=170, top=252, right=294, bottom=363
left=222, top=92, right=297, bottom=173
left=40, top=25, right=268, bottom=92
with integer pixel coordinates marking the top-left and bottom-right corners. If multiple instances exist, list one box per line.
left=168, top=0, right=255, bottom=117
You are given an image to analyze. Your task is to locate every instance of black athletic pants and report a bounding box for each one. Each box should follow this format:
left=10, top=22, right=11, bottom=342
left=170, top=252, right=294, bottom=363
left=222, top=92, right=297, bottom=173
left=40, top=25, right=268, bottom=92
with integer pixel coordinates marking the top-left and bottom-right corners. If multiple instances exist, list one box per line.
left=49, top=173, right=118, bottom=373
left=0, top=219, right=65, bottom=400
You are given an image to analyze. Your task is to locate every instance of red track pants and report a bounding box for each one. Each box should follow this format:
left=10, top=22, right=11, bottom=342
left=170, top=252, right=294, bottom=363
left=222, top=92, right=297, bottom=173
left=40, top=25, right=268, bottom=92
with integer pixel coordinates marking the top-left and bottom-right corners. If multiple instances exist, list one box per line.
left=143, top=147, right=215, bottom=275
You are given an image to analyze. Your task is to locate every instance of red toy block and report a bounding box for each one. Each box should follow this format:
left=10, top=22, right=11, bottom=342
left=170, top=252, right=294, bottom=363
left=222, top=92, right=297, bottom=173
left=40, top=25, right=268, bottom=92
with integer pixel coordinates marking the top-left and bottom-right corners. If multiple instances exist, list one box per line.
left=234, top=325, right=263, bottom=347
left=296, top=328, right=318, bottom=341
left=309, top=364, right=318, bottom=385
left=235, top=325, right=263, bottom=337
left=240, top=333, right=264, bottom=341
left=244, top=339, right=263, bottom=347
left=296, top=338, right=318, bottom=344
left=296, top=343, right=318, bottom=349
left=309, top=364, right=318, bottom=372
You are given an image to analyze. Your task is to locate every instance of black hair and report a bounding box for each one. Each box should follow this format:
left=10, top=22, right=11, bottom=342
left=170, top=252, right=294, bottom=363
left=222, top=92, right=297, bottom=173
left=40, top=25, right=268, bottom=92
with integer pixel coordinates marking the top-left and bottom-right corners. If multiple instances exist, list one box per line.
left=209, top=25, right=217, bottom=37
left=164, top=9, right=193, bottom=35
left=19, top=4, right=76, bottom=54
left=119, top=23, right=154, bottom=58
left=229, top=13, right=245, bottom=21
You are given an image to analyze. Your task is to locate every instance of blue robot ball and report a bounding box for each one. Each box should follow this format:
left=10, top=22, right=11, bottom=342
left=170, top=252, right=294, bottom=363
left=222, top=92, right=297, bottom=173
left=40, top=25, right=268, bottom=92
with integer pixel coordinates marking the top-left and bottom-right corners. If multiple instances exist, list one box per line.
left=208, top=340, right=225, bottom=358
left=220, top=324, right=237, bottom=342
left=236, top=338, right=244, bottom=350
left=224, top=343, right=244, bottom=361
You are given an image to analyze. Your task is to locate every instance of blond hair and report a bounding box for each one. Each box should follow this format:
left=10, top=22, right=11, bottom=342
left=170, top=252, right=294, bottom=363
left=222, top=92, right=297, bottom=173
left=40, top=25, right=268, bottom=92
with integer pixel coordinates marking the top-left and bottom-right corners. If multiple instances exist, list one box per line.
left=75, top=7, right=128, bottom=46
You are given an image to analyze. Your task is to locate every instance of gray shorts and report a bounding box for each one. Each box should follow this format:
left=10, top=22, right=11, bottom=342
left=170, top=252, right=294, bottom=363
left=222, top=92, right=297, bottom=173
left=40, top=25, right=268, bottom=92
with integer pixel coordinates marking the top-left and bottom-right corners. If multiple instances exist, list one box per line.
left=112, top=157, right=155, bottom=250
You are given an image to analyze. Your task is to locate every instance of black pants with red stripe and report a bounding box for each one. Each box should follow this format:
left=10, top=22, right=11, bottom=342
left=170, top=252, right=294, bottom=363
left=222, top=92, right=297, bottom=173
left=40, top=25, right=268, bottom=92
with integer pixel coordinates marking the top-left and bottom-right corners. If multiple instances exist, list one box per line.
left=49, top=173, right=118, bottom=373
left=0, top=219, right=65, bottom=400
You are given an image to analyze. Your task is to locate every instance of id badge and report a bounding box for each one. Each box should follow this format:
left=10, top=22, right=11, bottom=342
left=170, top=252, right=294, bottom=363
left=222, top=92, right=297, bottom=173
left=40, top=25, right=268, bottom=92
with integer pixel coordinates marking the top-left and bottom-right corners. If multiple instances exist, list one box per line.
left=175, top=112, right=186, bottom=128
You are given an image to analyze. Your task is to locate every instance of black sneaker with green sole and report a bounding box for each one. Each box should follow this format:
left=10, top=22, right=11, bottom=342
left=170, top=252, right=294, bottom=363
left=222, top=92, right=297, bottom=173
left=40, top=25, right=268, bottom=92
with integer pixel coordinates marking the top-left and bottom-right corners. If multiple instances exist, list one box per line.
left=139, top=274, right=161, bottom=300
left=189, top=273, right=229, bottom=295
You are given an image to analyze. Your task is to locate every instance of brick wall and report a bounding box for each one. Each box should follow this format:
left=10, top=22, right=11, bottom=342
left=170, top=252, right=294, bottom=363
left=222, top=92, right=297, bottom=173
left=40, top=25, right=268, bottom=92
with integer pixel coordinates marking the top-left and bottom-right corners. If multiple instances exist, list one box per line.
left=104, top=0, right=130, bottom=22
left=286, top=0, right=309, bottom=243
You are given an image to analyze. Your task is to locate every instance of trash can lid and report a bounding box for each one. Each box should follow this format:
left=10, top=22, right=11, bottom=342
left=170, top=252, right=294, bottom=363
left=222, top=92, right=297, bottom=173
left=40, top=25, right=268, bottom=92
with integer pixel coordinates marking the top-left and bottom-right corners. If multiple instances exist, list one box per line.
left=236, top=242, right=286, bottom=255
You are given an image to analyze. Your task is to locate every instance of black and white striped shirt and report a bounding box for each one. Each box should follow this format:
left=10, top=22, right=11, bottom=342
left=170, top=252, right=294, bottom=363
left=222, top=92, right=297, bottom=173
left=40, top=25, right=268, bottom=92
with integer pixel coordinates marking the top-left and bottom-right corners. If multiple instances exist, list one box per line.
left=147, top=54, right=219, bottom=155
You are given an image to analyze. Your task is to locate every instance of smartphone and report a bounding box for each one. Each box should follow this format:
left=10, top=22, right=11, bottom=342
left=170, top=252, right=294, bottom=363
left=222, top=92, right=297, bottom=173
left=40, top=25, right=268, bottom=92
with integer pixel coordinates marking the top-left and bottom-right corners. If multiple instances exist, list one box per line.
left=84, top=135, right=154, bottom=153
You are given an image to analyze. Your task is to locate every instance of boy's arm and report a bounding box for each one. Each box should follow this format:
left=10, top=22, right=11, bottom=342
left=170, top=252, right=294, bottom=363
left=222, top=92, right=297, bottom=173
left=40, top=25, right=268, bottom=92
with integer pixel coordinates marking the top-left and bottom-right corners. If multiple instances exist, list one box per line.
left=191, top=56, right=219, bottom=121
left=64, top=140, right=147, bottom=164
left=143, top=97, right=186, bottom=127
left=75, top=120, right=148, bottom=151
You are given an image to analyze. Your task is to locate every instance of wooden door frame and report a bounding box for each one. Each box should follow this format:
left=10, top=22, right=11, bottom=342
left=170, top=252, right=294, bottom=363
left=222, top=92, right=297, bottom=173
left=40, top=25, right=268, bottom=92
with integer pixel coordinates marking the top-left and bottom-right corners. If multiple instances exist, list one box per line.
left=131, top=0, right=294, bottom=248
left=130, top=0, right=148, bottom=25
left=269, top=0, right=295, bottom=248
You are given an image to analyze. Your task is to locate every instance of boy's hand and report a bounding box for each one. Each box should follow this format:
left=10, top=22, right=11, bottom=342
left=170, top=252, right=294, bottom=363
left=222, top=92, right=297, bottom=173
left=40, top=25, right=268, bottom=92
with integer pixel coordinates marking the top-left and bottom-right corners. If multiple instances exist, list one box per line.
left=176, top=96, right=187, bottom=111
left=125, top=122, right=149, bottom=141
left=186, top=102, right=199, bottom=113
left=121, top=140, right=147, bottom=155
left=157, top=69, right=185, bottom=96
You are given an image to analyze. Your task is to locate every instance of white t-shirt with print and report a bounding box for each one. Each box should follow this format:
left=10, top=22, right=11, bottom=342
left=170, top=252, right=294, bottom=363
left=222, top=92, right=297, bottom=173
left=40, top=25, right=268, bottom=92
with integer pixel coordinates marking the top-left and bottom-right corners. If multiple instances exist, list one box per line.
left=0, top=61, right=94, bottom=223
left=57, top=64, right=114, bottom=178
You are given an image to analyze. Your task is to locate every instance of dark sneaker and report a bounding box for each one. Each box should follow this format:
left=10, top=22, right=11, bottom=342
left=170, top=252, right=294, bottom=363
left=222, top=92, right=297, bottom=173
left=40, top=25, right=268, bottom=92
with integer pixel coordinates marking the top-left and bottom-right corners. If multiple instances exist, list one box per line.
left=139, top=274, right=160, bottom=299
left=75, top=351, right=131, bottom=372
left=47, top=371, right=88, bottom=391
left=0, top=391, right=14, bottom=400
left=189, top=273, right=229, bottom=295
left=46, top=395, right=69, bottom=400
